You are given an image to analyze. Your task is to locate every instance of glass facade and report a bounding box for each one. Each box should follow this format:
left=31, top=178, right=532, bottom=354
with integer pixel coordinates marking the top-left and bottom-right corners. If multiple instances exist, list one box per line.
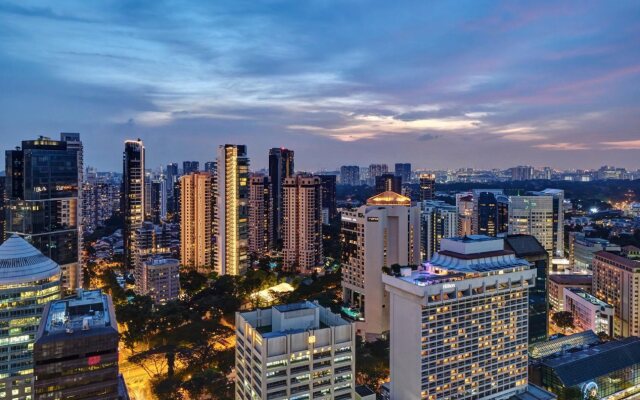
left=5, top=138, right=80, bottom=290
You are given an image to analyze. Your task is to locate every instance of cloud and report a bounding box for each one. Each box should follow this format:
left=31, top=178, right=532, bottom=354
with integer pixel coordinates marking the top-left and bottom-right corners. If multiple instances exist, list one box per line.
left=417, top=133, right=442, bottom=141
left=533, top=142, right=590, bottom=150
left=600, top=140, right=640, bottom=149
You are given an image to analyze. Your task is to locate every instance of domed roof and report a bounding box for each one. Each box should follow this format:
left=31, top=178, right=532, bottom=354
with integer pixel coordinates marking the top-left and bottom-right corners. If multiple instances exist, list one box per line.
left=0, top=235, right=61, bottom=285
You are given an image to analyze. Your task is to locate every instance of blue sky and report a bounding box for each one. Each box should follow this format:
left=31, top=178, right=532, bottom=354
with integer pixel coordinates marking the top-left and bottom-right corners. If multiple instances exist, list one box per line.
left=1, top=0, right=639, bottom=171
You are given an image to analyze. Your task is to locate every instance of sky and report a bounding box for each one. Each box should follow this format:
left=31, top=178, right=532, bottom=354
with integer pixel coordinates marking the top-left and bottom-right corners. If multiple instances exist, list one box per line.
left=0, top=0, right=639, bottom=172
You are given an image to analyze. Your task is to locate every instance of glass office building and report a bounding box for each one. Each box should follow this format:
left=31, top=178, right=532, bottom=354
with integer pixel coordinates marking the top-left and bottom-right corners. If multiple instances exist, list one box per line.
left=5, top=135, right=81, bottom=290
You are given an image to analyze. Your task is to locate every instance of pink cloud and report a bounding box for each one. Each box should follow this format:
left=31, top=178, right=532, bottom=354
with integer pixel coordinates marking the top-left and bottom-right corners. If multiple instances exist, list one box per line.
left=600, top=140, right=640, bottom=149
left=533, top=142, right=590, bottom=150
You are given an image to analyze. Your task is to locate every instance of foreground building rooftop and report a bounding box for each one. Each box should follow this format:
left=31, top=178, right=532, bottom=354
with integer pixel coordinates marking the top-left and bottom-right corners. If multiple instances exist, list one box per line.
left=38, top=289, right=117, bottom=340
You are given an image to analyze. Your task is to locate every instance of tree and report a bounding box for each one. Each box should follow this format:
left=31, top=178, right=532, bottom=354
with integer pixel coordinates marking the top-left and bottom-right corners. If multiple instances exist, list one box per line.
left=552, top=311, right=574, bottom=334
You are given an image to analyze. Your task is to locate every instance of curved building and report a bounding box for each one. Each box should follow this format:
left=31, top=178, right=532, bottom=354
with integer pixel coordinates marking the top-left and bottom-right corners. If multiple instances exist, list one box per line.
left=0, top=235, right=61, bottom=400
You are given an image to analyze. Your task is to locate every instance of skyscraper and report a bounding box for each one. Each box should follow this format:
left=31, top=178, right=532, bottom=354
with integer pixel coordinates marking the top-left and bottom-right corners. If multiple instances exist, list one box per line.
left=394, top=162, right=411, bottom=183
left=374, top=173, right=402, bottom=195
left=214, top=144, right=249, bottom=276
left=510, top=165, right=535, bottom=181
left=421, top=200, right=458, bottom=261
left=532, top=189, right=565, bottom=257
left=340, top=165, right=360, bottom=186
left=319, top=174, right=337, bottom=225
left=165, top=163, right=179, bottom=215
left=341, top=191, right=420, bottom=339
left=248, top=175, right=272, bottom=258
left=122, top=139, right=145, bottom=270
left=204, top=161, right=216, bottom=173
left=0, top=235, right=61, bottom=400
left=368, top=163, right=388, bottom=185
left=383, top=236, right=536, bottom=400
left=456, top=193, right=474, bottom=236
left=508, top=195, right=555, bottom=257
left=472, top=189, right=505, bottom=237
left=282, top=176, right=323, bottom=274
left=180, top=172, right=213, bottom=272
left=182, top=160, right=199, bottom=175
left=268, top=148, right=294, bottom=248
left=5, top=134, right=82, bottom=290
left=418, top=173, right=436, bottom=201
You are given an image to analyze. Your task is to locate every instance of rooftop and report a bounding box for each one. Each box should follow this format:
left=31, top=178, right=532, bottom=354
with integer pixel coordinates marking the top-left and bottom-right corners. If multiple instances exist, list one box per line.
left=548, top=274, right=592, bottom=285
left=0, top=234, right=60, bottom=285
left=366, top=191, right=411, bottom=206
left=40, top=289, right=116, bottom=337
left=529, top=331, right=600, bottom=360
left=504, top=235, right=547, bottom=257
left=542, top=337, right=640, bottom=387
left=566, top=287, right=612, bottom=308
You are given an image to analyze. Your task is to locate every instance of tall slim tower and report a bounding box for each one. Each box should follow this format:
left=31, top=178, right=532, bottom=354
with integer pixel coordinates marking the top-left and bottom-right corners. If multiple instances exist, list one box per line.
left=508, top=195, right=555, bottom=257
left=123, top=139, right=145, bottom=270
left=419, top=173, right=436, bottom=201
left=180, top=172, right=213, bottom=272
left=248, top=175, right=272, bottom=258
left=215, top=145, right=249, bottom=276
left=5, top=135, right=82, bottom=290
left=268, top=148, right=294, bottom=249
left=282, top=176, right=323, bottom=274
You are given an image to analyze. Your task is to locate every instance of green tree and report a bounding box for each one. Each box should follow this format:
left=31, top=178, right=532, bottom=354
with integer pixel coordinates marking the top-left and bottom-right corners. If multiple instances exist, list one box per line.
left=552, top=311, right=575, bottom=334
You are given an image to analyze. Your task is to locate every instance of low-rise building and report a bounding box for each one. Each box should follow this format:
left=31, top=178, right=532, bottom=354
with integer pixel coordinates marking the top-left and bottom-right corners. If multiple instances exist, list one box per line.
left=548, top=274, right=592, bottom=311
left=235, top=302, right=355, bottom=400
left=563, top=287, right=613, bottom=336
left=137, top=256, right=180, bottom=304
left=568, top=232, right=620, bottom=272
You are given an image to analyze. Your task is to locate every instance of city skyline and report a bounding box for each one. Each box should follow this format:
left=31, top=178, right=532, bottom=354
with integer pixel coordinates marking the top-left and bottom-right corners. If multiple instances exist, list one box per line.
left=1, top=1, right=639, bottom=170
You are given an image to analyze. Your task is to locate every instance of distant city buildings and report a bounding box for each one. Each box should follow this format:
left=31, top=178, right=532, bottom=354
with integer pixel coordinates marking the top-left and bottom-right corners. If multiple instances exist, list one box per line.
left=394, top=163, right=411, bottom=183
left=0, top=235, right=62, bottom=400
left=374, top=173, right=401, bottom=195
left=235, top=302, right=355, bottom=400
left=368, top=163, right=388, bottom=185
left=509, top=165, right=534, bottom=181
left=383, top=236, right=536, bottom=400
left=182, top=160, right=199, bottom=175
left=5, top=134, right=83, bottom=290
left=418, top=173, right=436, bottom=201
left=420, top=200, right=457, bottom=261
left=34, top=289, right=126, bottom=400
left=122, top=139, right=145, bottom=270
left=319, top=175, right=337, bottom=225
left=180, top=172, right=213, bottom=272
left=282, top=176, right=323, bottom=274
left=341, top=191, right=420, bottom=339
left=214, top=144, right=249, bottom=276
left=340, top=165, right=360, bottom=186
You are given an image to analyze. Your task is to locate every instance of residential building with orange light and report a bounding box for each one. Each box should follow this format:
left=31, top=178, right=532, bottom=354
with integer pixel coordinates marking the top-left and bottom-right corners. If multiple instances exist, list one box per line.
left=180, top=172, right=213, bottom=272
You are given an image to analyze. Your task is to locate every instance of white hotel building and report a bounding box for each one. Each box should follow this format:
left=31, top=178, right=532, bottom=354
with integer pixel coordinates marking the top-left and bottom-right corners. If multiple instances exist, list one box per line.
left=383, top=236, right=550, bottom=400
left=235, top=302, right=355, bottom=400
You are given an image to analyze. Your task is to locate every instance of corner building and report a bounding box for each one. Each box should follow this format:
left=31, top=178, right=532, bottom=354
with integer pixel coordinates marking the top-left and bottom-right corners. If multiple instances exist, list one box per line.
left=383, top=236, right=535, bottom=400
left=235, top=302, right=355, bottom=400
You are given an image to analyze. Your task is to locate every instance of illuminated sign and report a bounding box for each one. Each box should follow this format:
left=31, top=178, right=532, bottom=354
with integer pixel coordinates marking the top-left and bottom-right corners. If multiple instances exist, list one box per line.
left=442, top=283, right=456, bottom=289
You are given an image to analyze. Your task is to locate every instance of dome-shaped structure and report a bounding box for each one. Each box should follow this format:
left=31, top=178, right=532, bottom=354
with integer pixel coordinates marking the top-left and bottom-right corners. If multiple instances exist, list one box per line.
left=0, top=234, right=60, bottom=285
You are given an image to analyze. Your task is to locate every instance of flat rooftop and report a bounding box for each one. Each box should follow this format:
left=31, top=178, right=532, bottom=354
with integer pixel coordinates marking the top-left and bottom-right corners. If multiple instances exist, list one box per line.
left=42, top=289, right=114, bottom=336
left=396, top=269, right=466, bottom=287
left=549, top=274, right=592, bottom=285
left=566, top=287, right=612, bottom=308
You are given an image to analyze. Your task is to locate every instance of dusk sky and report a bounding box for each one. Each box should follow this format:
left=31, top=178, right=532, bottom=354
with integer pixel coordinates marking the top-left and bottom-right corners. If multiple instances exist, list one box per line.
left=1, top=1, right=639, bottom=172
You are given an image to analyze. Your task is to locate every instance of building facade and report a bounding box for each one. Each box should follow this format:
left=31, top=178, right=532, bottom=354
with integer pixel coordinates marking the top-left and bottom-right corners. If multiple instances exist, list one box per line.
left=418, top=173, right=436, bottom=202
left=248, top=175, right=272, bottom=258
left=319, top=175, right=337, bottom=225
left=394, top=163, right=411, bottom=183
left=508, top=195, right=555, bottom=257
left=548, top=274, right=593, bottom=312
left=122, top=139, right=145, bottom=270
left=5, top=135, right=82, bottom=290
left=592, top=251, right=640, bottom=338
left=383, top=236, right=535, bottom=400
left=341, top=191, right=420, bottom=339
left=421, top=200, right=458, bottom=261
left=0, top=235, right=62, bottom=400
left=268, top=148, right=294, bottom=249
left=34, top=290, right=124, bottom=400
left=214, top=144, right=249, bottom=276
left=235, top=302, right=355, bottom=400
left=282, top=176, right=323, bottom=274
left=456, top=193, right=474, bottom=236
left=472, top=189, right=505, bottom=237
left=137, top=257, right=180, bottom=304
left=568, top=232, right=620, bottom=272
left=180, top=172, right=213, bottom=272
left=374, top=174, right=402, bottom=195
left=340, top=165, right=360, bottom=186
left=564, top=288, right=613, bottom=336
